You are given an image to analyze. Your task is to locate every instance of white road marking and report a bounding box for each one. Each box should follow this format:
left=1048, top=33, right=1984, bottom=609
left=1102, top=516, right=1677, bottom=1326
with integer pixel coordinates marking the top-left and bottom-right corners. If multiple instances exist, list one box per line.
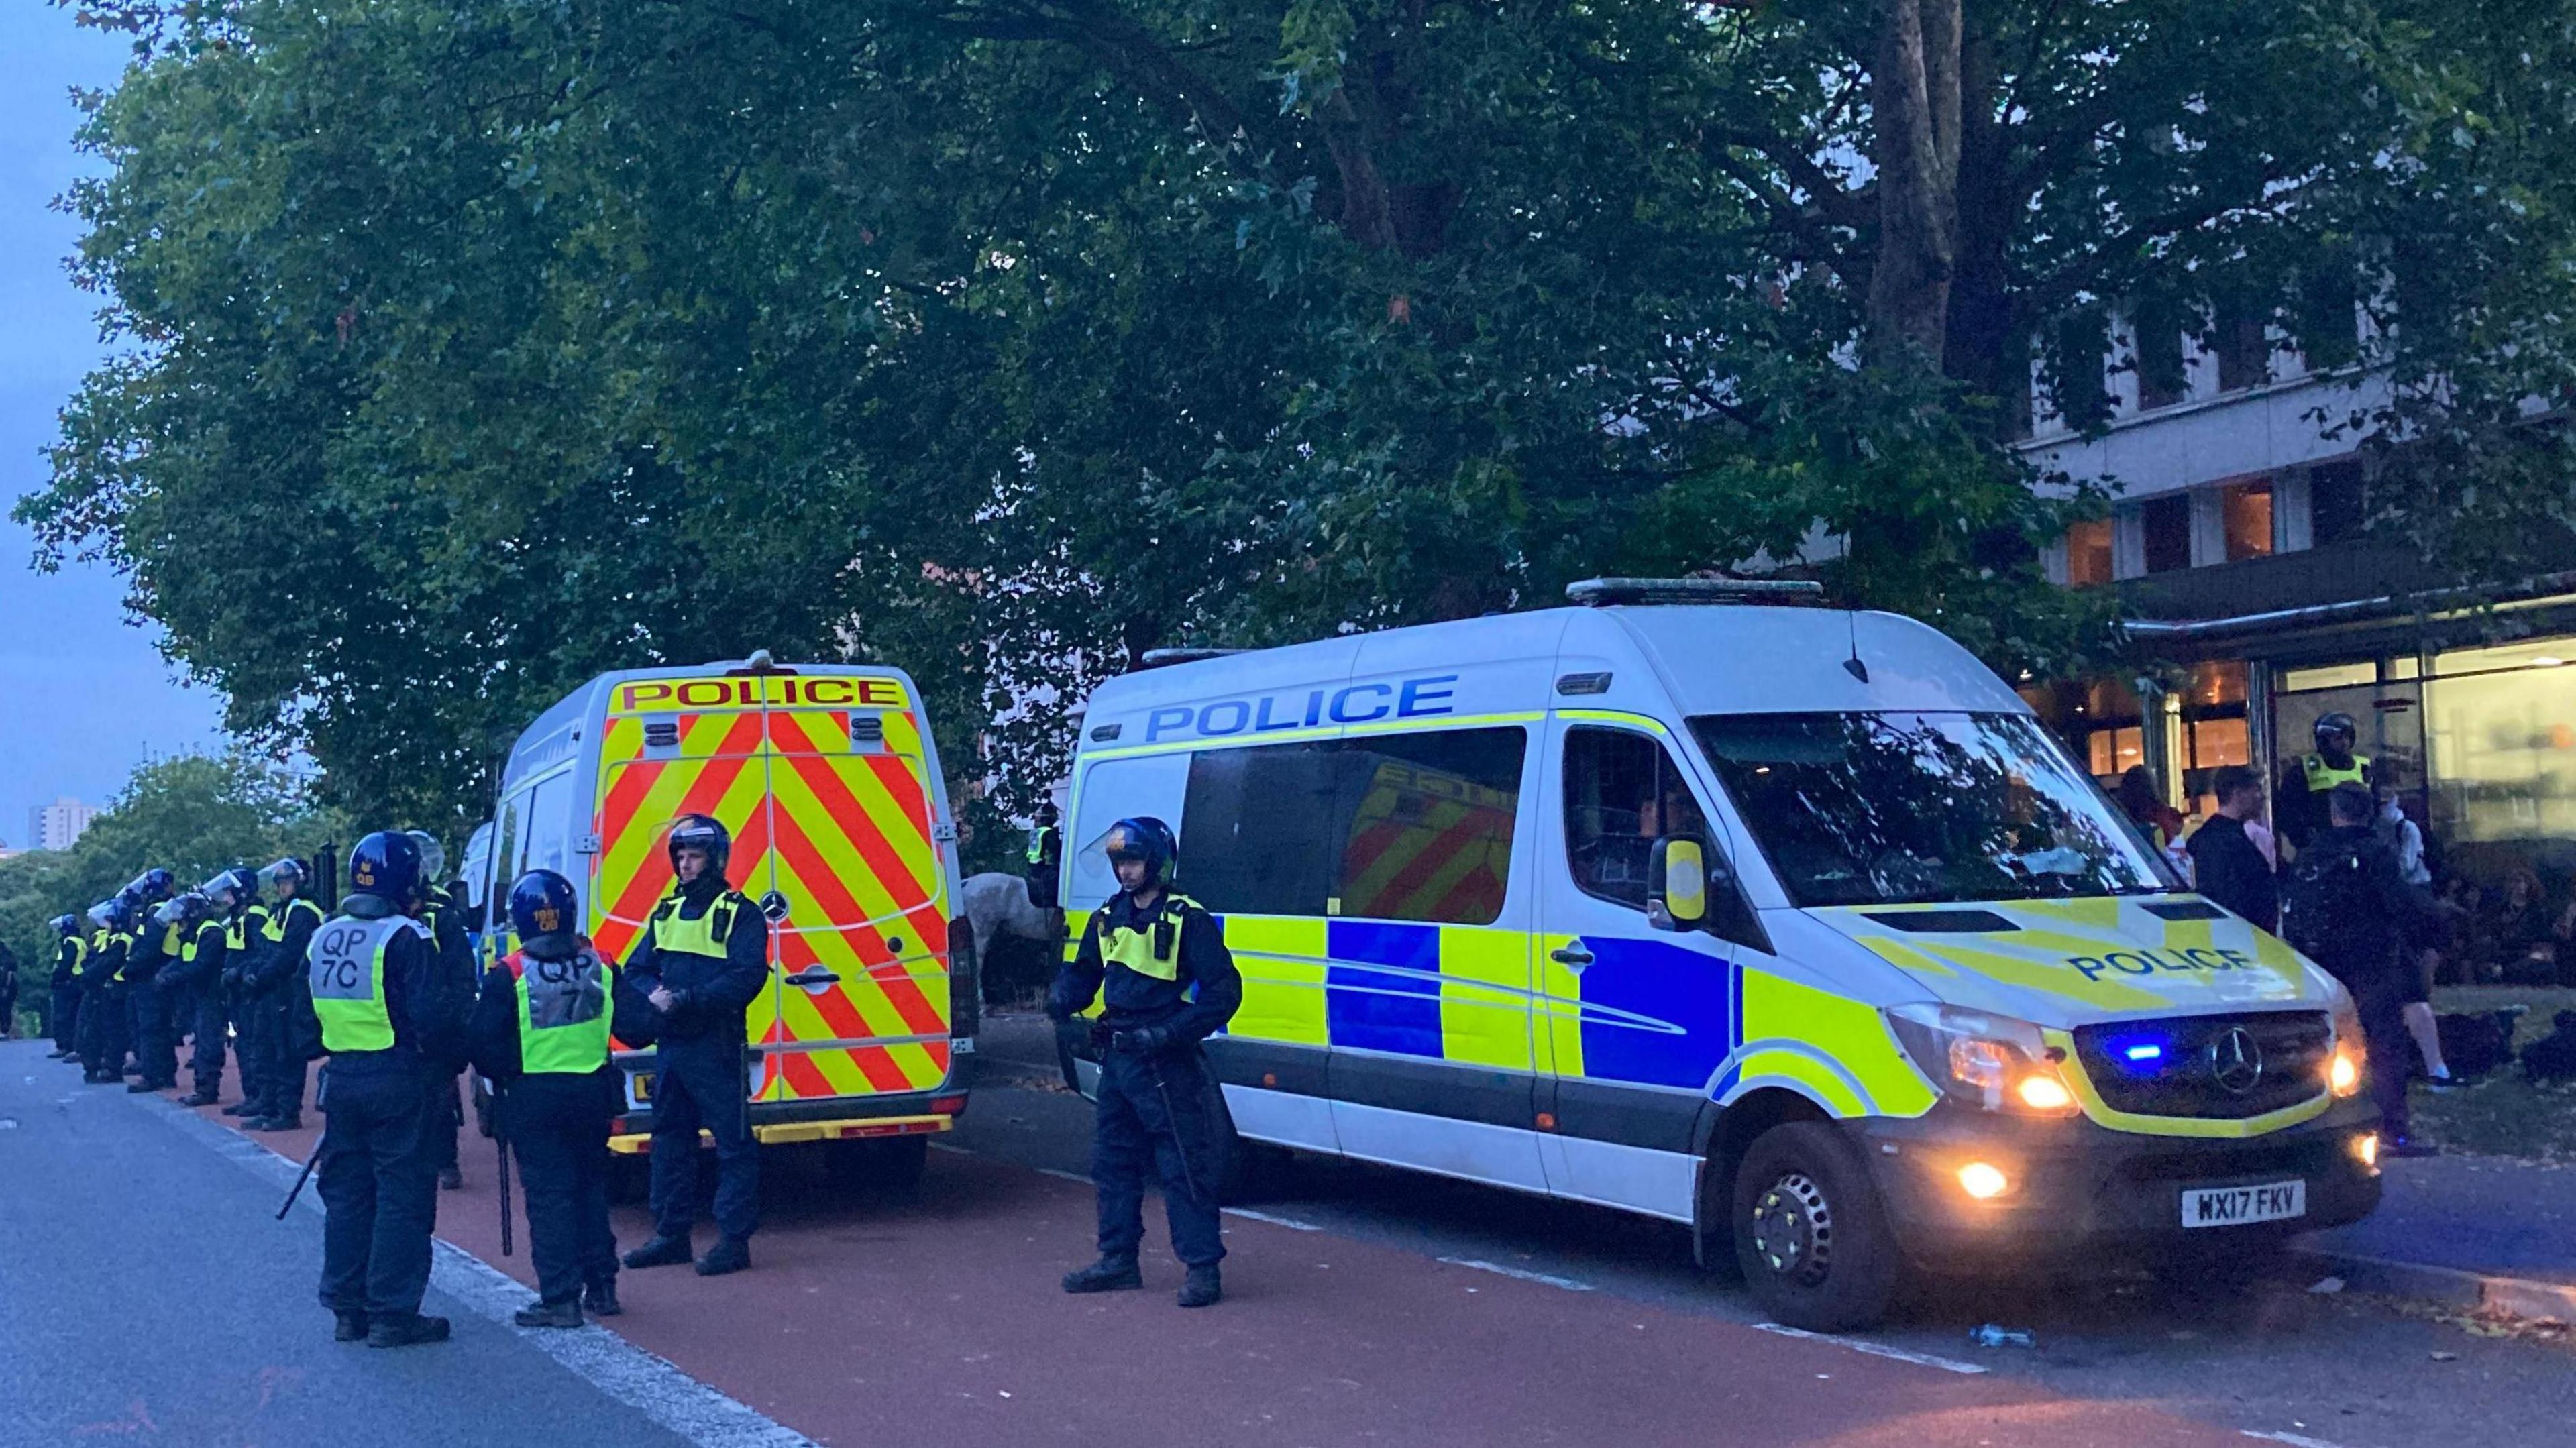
left=140, top=1094, right=818, bottom=1448
left=1224, top=1207, right=1323, bottom=1232
left=1752, top=1323, right=1990, bottom=1375
left=1436, top=1256, right=1595, bottom=1292
left=2243, top=1432, right=2357, bottom=1448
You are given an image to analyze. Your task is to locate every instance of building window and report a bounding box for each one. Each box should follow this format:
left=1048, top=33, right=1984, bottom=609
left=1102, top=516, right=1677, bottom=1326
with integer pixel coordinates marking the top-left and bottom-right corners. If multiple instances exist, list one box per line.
left=2136, top=323, right=2186, bottom=411
left=2222, top=479, right=2275, bottom=561
left=2215, top=315, right=2271, bottom=392
left=2142, top=494, right=2192, bottom=573
left=2310, top=461, right=2367, bottom=545
left=2065, top=518, right=2113, bottom=586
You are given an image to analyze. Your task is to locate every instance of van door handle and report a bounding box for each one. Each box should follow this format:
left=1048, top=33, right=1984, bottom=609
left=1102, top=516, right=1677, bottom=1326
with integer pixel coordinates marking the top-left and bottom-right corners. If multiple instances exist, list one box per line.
left=1550, top=946, right=1594, bottom=970
left=784, top=967, right=841, bottom=987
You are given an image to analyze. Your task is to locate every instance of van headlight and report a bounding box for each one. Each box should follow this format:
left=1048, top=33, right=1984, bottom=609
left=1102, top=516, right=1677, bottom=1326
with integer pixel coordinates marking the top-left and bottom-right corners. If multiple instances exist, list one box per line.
left=2329, top=1001, right=2367, bottom=1098
left=1885, top=1003, right=2080, bottom=1116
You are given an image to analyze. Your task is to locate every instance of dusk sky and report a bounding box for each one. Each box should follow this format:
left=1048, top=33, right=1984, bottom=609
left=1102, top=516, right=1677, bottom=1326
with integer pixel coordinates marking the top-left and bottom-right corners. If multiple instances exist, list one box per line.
left=0, top=9, right=226, bottom=844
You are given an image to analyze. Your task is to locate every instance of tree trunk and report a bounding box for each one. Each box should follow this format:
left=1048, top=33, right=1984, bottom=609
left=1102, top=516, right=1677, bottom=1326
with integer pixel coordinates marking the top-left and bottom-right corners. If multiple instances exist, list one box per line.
left=1867, top=0, right=1963, bottom=369
left=1941, top=1, right=2015, bottom=416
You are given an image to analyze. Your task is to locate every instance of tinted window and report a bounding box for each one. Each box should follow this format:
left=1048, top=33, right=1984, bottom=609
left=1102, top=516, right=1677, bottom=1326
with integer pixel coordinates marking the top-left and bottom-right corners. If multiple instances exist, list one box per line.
left=1177, top=728, right=1526, bottom=925
left=1693, top=712, right=2171, bottom=907
left=1563, top=728, right=1707, bottom=909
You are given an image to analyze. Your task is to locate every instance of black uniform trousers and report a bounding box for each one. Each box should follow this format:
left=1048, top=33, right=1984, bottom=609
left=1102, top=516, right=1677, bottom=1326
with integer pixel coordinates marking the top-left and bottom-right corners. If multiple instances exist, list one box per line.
left=646, top=1041, right=759, bottom=1243
left=250, top=989, right=311, bottom=1117
left=189, top=979, right=229, bottom=1097
left=51, top=981, right=80, bottom=1055
left=505, top=1074, right=621, bottom=1305
left=2357, top=991, right=2412, bottom=1139
left=82, top=983, right=129, bottom=1078
left=315, top=1057, right=441, bottom=1321
left=134, top=984, right=178, bottom=1087
left=431, top=1069, right=465, bottom=1176
left=1092, top=1046, right=1225, bottom=1267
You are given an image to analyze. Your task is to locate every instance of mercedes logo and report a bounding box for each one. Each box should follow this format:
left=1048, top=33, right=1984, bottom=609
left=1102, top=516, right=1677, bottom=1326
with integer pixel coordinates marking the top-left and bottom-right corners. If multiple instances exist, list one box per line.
left=2208, top=1027, right=2265, bottom=1095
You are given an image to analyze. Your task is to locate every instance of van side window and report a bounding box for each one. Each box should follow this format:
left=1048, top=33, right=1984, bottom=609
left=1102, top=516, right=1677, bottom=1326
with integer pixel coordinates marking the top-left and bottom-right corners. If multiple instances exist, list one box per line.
left=1177, top=727, right=1527, bottom=926
left=1564, top=728, right=1707, bottom=909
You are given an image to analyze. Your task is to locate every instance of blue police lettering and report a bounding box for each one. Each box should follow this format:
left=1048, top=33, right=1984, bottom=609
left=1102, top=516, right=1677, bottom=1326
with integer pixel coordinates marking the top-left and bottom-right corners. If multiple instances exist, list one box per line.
left=2216, top=948, right=2252, bottom=971
left=1330, top=683, right=1393, bottom=724
left=1254, top=694, right=1303, bottom=732
left=2178, top=947, right=2229, bottom=972
left=2102, top=952, right=2157, bottom=977
left=1146, top=706, right=1195, bottom=741
left=1397, top=674, right=1459, bottom=718
left=1199, top=700, right=1252, bottom=736
left=2069, top=956, right=2108, bottom=981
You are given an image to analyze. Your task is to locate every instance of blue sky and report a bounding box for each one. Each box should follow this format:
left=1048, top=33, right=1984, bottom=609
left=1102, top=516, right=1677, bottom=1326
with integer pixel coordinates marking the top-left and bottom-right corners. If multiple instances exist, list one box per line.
left=0, top=9, right=226, bottom=844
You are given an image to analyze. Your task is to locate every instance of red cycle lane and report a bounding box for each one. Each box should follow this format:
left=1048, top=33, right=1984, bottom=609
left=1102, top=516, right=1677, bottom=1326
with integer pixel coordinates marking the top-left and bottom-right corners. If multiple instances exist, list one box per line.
left=186, top=1078, right=2252, bottom=1448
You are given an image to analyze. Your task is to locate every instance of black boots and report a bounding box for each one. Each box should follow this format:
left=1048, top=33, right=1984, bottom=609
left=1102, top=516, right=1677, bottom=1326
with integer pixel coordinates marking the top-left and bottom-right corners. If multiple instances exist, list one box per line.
left=513, top=1299, right=583, bottom=1330
left=180, top=1089, right=219, bottom=1108
left=366, top=1314, right=452, bottom=1349
left=695, top=1238, right=751, bottom=1277
left=333, top=1312, right=370, bottom=1343
left=621, top=1235, right=693, bottom=1270
left=1178, top=1264, right=1223, bottom=1308
left=584, top=1280, right=623, bottom=1317
left=1061, top=1255, right=1144, bottom=1294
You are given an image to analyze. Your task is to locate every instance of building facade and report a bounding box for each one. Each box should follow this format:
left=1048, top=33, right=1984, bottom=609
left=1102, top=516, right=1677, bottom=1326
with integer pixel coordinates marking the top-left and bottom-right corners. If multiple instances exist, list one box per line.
left=29, top=797, right=99, bottom=852
left=2016, top=311, right=2576, bottom=977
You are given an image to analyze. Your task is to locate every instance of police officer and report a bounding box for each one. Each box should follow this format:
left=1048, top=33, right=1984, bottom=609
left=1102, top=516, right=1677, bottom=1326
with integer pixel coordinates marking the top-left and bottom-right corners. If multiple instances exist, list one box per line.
left=121, top=871, right=179, bottom=1084
left=79, top=899, right=134, bottom=1084
left=470, top=869, right=656, bottom=1327
left=1050, top=817, right=1242, bottom=1308
left=2277, top=712, right=2375, bottom=856
left=2285, top=782, right=2445, bottom=1156
left=243, top=860, right=327, bottom=1131
left=47, top=914, right=87, bottom=1060
left=311, top=831, right=473, bottom=1347
left=409, top=831, right=475, bottom=1192
left=619, top=814, right=769, bottom=1278
left=150, top=889, right=217, bottom=1101
left=168, top=871, right=255, bottom=1107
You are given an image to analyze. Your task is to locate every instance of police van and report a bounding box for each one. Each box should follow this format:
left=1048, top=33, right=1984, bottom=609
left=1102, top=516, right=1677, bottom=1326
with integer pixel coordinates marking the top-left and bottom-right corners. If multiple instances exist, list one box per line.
left=475, top=653, right=973, bottom=1178
left=1057, top=580, right=2380, bottom=1329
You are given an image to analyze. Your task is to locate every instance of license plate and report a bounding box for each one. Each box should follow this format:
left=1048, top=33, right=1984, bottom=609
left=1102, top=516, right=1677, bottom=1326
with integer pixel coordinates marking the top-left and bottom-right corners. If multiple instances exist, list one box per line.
left=2181, top=1179, right=2306, bottom=1228
left=628, top=1072, right=653, bottom=1107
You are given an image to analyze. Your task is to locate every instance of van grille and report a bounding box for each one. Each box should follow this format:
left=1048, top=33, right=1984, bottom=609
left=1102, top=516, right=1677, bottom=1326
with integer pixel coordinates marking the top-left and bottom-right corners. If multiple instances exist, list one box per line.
left=2072, top=1011, right=2332, bottom=1121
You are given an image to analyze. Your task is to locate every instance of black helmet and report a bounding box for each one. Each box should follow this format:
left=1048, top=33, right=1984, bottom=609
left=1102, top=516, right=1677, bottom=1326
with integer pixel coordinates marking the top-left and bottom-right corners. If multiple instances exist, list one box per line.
left=200, top=867, right=256, bottom=909
left=1102, top=816, right=1177, bottom=889
left=125, top=868, right=175, bottom=907
left=668, top=814, right=732, bottom=881
left=348, top=831, right=424, bottom=905
left=89, top=897, right=131, bottom=932
left=404, top=830, right=448, bottom=882
left=50, top=913, right=78, bottom=937
left=260, top=857, right=308, bottom=895
left=2314, top=712, right=2359, bottom=748
left=509, top=869, right=582, bottom=957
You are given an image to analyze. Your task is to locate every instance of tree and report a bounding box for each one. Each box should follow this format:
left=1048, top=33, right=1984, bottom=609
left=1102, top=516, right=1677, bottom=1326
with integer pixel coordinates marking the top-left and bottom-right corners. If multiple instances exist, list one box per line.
left=22, top=0, right=2576, bottom=822
left=0, top=753, right=347, bottom=1029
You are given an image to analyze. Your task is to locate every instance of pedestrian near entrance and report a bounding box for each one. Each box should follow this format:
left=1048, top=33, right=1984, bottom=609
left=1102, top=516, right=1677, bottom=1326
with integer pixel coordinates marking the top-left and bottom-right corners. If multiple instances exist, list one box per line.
left=2277, top=712, right=2375, bottom=856
left=1050, top=816, right=1242, bottom=1308
left=2186, top=766, right=2279, bottom=930
left=470, top=869, right=657, bottom=1328
left=2285, top=783, right=2443, bottom=1157
left=241, top=860, right=327, bottom=1131
left=620, top=814, right=769, bottom=1278
left=48, top=914, right=87, bottom=1059
left=310, top=832, right=474, bottom=1348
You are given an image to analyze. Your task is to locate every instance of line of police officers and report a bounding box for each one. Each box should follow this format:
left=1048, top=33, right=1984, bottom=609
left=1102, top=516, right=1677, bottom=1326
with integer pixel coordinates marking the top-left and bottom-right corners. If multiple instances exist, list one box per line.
left=40, top=813, right=771, bottom=1342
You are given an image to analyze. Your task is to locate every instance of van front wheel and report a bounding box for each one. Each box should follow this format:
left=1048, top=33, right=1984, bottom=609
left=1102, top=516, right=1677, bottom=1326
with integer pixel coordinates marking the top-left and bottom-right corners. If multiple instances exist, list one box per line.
left=1732, top=1121, right=1903, bottom=1332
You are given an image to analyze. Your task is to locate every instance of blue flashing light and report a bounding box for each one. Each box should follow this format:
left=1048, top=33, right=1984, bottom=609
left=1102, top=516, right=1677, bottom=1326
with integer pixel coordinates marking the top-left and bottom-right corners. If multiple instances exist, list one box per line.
left=2123, top=1043, right=2164, bottom=1062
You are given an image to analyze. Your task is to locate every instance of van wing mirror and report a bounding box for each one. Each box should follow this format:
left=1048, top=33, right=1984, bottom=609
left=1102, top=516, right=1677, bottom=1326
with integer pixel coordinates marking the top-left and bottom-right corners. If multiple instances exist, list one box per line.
left=1647, top=836, right=1708, bottom=930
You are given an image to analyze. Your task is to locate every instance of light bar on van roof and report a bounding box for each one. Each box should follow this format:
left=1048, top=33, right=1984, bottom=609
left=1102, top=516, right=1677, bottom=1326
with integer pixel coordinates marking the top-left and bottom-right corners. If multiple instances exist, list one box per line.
left=1138, top=647, right=1247, bottom=670
left=1565, top=576, right=1825, bottom=606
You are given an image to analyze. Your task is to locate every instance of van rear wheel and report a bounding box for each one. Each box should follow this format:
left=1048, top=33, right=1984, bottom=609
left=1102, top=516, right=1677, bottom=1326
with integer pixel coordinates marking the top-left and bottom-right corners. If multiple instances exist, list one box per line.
left=1733, top=1121, right=1904, bottom=1332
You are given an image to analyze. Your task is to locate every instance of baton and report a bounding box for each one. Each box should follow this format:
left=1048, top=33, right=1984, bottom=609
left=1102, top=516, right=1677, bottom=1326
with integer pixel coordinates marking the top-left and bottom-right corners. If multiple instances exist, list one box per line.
left=277, top=1137, right=323, bottom=1220
left=1146, top=1053, right=1208, bottom=1206
left=496, top=1101, right=515, bottom=1258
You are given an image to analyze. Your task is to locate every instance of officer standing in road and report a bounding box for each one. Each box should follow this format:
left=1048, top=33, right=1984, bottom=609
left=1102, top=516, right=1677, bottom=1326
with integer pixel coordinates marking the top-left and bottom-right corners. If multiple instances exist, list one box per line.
left=242, top=859, right=327, bottom=1131
left=1049, top=817, right=1242, bottom=1308
left=2285, top=783, right=2444, bottom=1157
left=470, top=869, right=656, bottom=1327
left=124, top=871, right=181, bottom=1087
left=310, top=831, right=473, bottom=1348
left=2276, top=712, right=2375, bottom=856
left=47, top=913, right=87, bottom=1060
left=79, top=899, right=133, bottom=1084
left=168, top=870, right=254, bottom=1106
left=619, top=814, right=769, bottom=1278
left=411, top=831, right=475, bottom=1192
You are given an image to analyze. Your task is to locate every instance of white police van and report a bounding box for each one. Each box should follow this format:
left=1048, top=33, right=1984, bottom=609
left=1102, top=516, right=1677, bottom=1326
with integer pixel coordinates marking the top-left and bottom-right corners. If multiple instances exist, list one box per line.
left=1056, top=579, right=2381, bottom=1329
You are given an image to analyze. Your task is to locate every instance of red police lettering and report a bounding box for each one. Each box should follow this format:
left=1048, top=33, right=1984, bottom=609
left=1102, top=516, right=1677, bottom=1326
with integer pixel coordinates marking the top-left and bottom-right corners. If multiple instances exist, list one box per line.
left=621, top=682, right=676, bottom=711
left=804, top=679, right=857, bottom=706
left=678, top=681, right=733, bottom=707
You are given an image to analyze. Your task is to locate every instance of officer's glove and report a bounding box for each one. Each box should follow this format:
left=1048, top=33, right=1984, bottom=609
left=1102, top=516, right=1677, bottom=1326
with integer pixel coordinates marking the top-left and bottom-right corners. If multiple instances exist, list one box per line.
left=1109, top=1025, right=1171, bottom=1056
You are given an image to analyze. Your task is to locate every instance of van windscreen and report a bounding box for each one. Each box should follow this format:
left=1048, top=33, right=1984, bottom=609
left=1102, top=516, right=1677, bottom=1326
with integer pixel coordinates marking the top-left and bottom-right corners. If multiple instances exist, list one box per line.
left=1690, top=712, right=2172, bottom=907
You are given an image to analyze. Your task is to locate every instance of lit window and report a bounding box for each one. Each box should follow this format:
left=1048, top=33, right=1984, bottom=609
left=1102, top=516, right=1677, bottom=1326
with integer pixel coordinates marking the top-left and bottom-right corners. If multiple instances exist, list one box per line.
left=2222, top=480, right=2274, bottom=560
left=2065, top=519, right=2113, bottom=587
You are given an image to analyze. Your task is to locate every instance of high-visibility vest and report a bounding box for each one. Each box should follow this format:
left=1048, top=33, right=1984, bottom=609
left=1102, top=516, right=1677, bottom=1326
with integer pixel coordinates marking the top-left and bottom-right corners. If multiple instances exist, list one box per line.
left=509, top=948, right=613, bottom=1075
left=1097, top=892, right=1204, bottom=983
left=307, top=915, right=427, bottom=1053
left=646, top=891, right=747, bottom=960
left=64, top=935, right=89, bottom=979
left=225, top=913, right=250, bottom=952
left=2300, top=751, right=2371, bottom=793
left=262, top=897, right=325, bottom=944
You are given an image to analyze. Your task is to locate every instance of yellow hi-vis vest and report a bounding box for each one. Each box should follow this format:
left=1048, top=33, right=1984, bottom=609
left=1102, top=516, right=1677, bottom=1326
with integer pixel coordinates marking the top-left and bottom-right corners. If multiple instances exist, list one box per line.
left=308, top=915, right=429, bottom=1053
left=225, top=913, right=250, bottom=952
left=511, top=948, right=613, bottom=1075
left=1097, top=893, right=1203, bottom=983
left=2300, top=751, right=2372, bottom=793
left=263, top=897, right=325, bottom=944
left=646, top=891, right=747, bottom=959
left=64, top=934, right=89, bottom=979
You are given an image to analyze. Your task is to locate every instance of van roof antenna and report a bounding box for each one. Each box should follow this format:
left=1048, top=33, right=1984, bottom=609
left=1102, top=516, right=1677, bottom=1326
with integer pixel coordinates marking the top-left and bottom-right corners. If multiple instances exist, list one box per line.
left=1843, top=611, right=1870, bottom=683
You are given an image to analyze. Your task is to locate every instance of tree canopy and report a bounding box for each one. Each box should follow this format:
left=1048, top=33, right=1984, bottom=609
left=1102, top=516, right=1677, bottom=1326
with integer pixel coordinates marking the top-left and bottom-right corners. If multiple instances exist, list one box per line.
left=21, top=0, right=2576, bottom=822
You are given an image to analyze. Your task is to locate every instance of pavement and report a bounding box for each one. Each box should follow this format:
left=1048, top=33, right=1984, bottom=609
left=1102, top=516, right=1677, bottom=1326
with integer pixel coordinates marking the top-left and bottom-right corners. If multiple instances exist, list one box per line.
left=8, top=1028, right=2576, bottom=1448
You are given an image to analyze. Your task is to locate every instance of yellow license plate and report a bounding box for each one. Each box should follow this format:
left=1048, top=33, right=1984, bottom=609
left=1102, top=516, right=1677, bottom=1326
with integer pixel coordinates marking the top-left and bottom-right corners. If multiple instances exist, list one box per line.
left=629, top=1072, right=653, bottom=1105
